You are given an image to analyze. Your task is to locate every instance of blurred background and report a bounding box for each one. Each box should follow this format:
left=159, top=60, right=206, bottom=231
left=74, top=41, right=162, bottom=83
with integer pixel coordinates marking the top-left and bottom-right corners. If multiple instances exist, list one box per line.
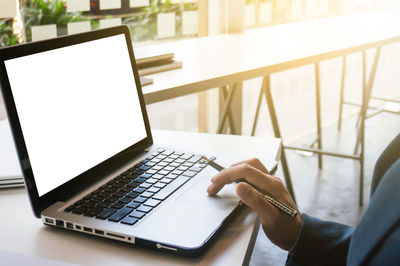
left=0, top=0, right=399, bottom=141
left=1, top=1, right=400, bottom=265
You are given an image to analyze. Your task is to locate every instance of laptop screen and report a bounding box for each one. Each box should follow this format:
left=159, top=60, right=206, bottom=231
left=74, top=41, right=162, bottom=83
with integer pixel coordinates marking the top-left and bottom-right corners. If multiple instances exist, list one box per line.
left=4, top=34, right=147, bottom=197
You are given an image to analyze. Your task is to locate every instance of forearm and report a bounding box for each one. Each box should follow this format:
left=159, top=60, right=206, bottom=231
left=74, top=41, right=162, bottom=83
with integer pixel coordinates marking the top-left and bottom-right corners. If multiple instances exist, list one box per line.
left=286, top=214, right=355, bottom=266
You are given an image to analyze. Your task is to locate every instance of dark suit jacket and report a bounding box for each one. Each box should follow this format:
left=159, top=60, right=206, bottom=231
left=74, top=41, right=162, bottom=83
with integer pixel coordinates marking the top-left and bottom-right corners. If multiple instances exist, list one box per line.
left=287, top=133, right=400, bottom=266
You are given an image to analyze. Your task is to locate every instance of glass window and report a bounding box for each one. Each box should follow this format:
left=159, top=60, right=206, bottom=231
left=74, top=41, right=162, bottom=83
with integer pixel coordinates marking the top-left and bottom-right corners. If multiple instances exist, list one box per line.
left=0, top=0, right=199, bottom=46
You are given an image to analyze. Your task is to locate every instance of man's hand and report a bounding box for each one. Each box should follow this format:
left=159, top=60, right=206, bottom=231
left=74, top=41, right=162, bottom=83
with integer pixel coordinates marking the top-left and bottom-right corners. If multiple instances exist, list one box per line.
left=207, top=158, right=302, bottom=251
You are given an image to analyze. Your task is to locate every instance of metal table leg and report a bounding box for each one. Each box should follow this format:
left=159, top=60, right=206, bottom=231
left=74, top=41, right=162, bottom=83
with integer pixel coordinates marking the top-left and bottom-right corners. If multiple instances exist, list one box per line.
left=338, top=56, right=347, bottom=131
left=315, top=63, right=323, bottom=169
left=262, top=75, right=297, bottom=203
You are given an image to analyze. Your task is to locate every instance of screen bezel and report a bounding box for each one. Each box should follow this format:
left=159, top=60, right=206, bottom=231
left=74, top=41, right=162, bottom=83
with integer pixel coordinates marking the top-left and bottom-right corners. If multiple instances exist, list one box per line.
left=0, top=26, right=153, bottom=217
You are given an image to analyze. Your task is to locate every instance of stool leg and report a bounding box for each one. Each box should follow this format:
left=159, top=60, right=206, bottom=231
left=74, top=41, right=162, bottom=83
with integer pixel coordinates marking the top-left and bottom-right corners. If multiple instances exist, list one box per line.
left=315, top=63, right=323, bottom=169
left=263, top=75, right=297, bottom=203
left=359, top=51, right=367, bottom=206
left=338, top=56, right=346, bottom=131
left=251, top=81, right=265, bottom=136
left=354, top=48, right=381, bottom=155
left=217, top=84, right=237, bottom=134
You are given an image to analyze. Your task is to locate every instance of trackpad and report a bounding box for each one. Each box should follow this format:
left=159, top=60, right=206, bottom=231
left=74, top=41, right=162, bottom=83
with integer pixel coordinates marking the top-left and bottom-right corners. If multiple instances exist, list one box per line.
left=175, top=170, right=239, bottom=210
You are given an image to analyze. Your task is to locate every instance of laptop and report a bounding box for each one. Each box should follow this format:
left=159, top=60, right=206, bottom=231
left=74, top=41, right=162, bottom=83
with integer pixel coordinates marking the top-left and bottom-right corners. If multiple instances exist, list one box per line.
left=0, top=26, right=243, bottom=256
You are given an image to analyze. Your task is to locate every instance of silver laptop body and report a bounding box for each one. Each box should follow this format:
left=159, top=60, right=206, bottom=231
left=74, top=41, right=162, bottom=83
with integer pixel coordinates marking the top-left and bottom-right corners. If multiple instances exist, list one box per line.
left=0, top=26, right=241, bottom=256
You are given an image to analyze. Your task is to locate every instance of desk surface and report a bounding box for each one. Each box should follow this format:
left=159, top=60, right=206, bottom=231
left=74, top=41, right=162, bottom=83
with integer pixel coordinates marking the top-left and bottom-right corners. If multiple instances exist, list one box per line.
left=0, top=128, right=281, bottom=266
left=138, top=11, right=400, bottom=104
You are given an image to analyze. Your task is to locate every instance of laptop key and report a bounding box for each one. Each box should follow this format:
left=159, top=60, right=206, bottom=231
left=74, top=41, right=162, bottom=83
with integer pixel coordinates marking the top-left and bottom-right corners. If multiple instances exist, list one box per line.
left=129, top=210, right=146, bottom=219
left=153, top=176, right=190, bottom=201
left=139, top=165, right=150, bottom=171
left=118, top=197, right=132, bottom=204
left=133, top=196, right=147, bottom=203
left=84, top=207, right=103, bottom=217
left=175, top=158, right=185, bottom=164
left=72, top=206, right=87, bottom=214
left=65, top=205, right=74, bottom=212
left=96, top=208, right=117, bottom=219
left=108, top=207, right=132, bottom=222
left=136, top=205, right=152, bottom=213
left=189, top=166, right=202, bottom=172
left=188, top=155, right=201, bottom=163
left=111, top=202, right=125, bottom=209
left=151, top=165, right=163, bottom=171
left=171, top=170, right=183, bottom=175
left=153, top=182, right=167, bottom=189
left=144, top=199, right=161, bottom=207
left=166, top=173, right=178, bottom=179
left=133, top=187, right=145, bottom=193
left=133, top=177, right=146, bottom=183
left=126, top=202, right=140, bottom=209
left=141, top=191, right=154, bottom=198
left=139, top=173, right=152, bottom=179
left=152, top=174, right=164, bottom=180
left=180, top=153, right=193, bottom=160
left=146, top=169, right=158, bottom=175
left=97, top=201, right=110, bottom=208
left=146, top=178, right=158, bottom=184
left=182, top=170, right=197, bottom=178
left=126, top=192, right=140, bottom=198
left=147, top=187, right=160, bottom=193
left=121, top=216, right=138, bottom=226
left=160, top=178, right=173, bottom=184
left=139, top=182, right=152, bottom=189
left=158, top=170, right=170, bottom=175
left=164, top=166, right=175, bottom=172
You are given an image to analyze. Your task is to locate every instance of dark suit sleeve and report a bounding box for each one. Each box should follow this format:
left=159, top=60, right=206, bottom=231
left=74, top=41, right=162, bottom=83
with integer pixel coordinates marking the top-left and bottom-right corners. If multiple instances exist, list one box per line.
left=286, top=214, right=355, bottom=266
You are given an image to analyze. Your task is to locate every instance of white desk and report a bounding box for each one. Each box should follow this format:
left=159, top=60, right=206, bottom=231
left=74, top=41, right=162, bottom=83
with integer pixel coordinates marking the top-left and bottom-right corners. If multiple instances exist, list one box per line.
left=139, top=11, right=400, bottom=105
left=137, top=11, right=400, bottom=204
left=0, top=128, right=281, bottom=265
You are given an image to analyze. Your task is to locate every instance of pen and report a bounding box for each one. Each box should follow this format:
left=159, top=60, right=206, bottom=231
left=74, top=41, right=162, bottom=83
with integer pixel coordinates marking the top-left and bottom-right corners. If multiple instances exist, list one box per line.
left=201, top=155, right=298, bottom=219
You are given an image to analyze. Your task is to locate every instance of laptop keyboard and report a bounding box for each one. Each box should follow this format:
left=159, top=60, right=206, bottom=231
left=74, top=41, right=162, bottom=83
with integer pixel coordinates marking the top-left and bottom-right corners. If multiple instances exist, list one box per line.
left=64, top=148, right=208, bottom=226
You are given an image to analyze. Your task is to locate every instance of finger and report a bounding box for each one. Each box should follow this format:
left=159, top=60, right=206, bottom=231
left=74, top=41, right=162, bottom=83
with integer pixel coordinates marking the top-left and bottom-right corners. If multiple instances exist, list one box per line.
left=236, top=182, right=278, bottom=222
left=231, top=158, right=269, bottom=174
left=211, top=163, right=281, bottom=194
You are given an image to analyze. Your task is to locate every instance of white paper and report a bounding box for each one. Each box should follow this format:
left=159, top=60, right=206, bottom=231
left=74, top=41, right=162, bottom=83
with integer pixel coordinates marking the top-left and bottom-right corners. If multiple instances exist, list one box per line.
left=67, top=21, right=91, bottom=35
left=245, top=5, right=255, bottom=27
left=0, top=121, right=22, bottom=178
left=130, top=0, right=149, bottom=8
left=182, top=11, right=198, bottom=35
left=66, top=0, right=90, bottom=12
left=0, top=0, right=17, bottom=18
left=99, top=18, right=121, bottom=29
left=31, top=24, right=57, bottom=42
left=260, top=3, right=272, bottom=24
left=100, top=0, right=121, bottom=10
left=157, top=13, right=175, bottom=39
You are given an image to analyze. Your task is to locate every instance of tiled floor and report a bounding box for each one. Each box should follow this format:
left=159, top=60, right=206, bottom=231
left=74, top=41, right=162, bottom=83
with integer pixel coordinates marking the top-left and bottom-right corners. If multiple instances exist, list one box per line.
left=249, top=111, right=400, bottom=265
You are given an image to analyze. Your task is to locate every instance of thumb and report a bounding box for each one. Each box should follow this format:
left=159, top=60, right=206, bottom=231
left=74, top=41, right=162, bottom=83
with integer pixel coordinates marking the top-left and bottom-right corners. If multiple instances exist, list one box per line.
left=236, top=182, right=274, bottom=215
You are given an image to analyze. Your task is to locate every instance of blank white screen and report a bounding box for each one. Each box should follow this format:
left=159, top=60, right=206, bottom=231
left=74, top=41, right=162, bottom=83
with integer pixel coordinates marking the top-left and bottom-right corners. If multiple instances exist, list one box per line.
left=5, top=34, right=147, bottom=196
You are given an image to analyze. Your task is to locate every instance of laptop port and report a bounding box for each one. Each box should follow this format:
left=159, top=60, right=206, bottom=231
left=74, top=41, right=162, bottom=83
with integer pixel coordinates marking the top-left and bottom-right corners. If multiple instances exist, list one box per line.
left=75, top=225, right=81, bottom=230
left=83, top=227, right=92, bottom=233
left=66, top=222, right=73, bottom=229
left=107, top=232, right=125, bottom=239
left=45, top=218, right=54, bottom=224
left=55, top=220, right=64, bottom=227
left=95, top=229, right=104, bottom=235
